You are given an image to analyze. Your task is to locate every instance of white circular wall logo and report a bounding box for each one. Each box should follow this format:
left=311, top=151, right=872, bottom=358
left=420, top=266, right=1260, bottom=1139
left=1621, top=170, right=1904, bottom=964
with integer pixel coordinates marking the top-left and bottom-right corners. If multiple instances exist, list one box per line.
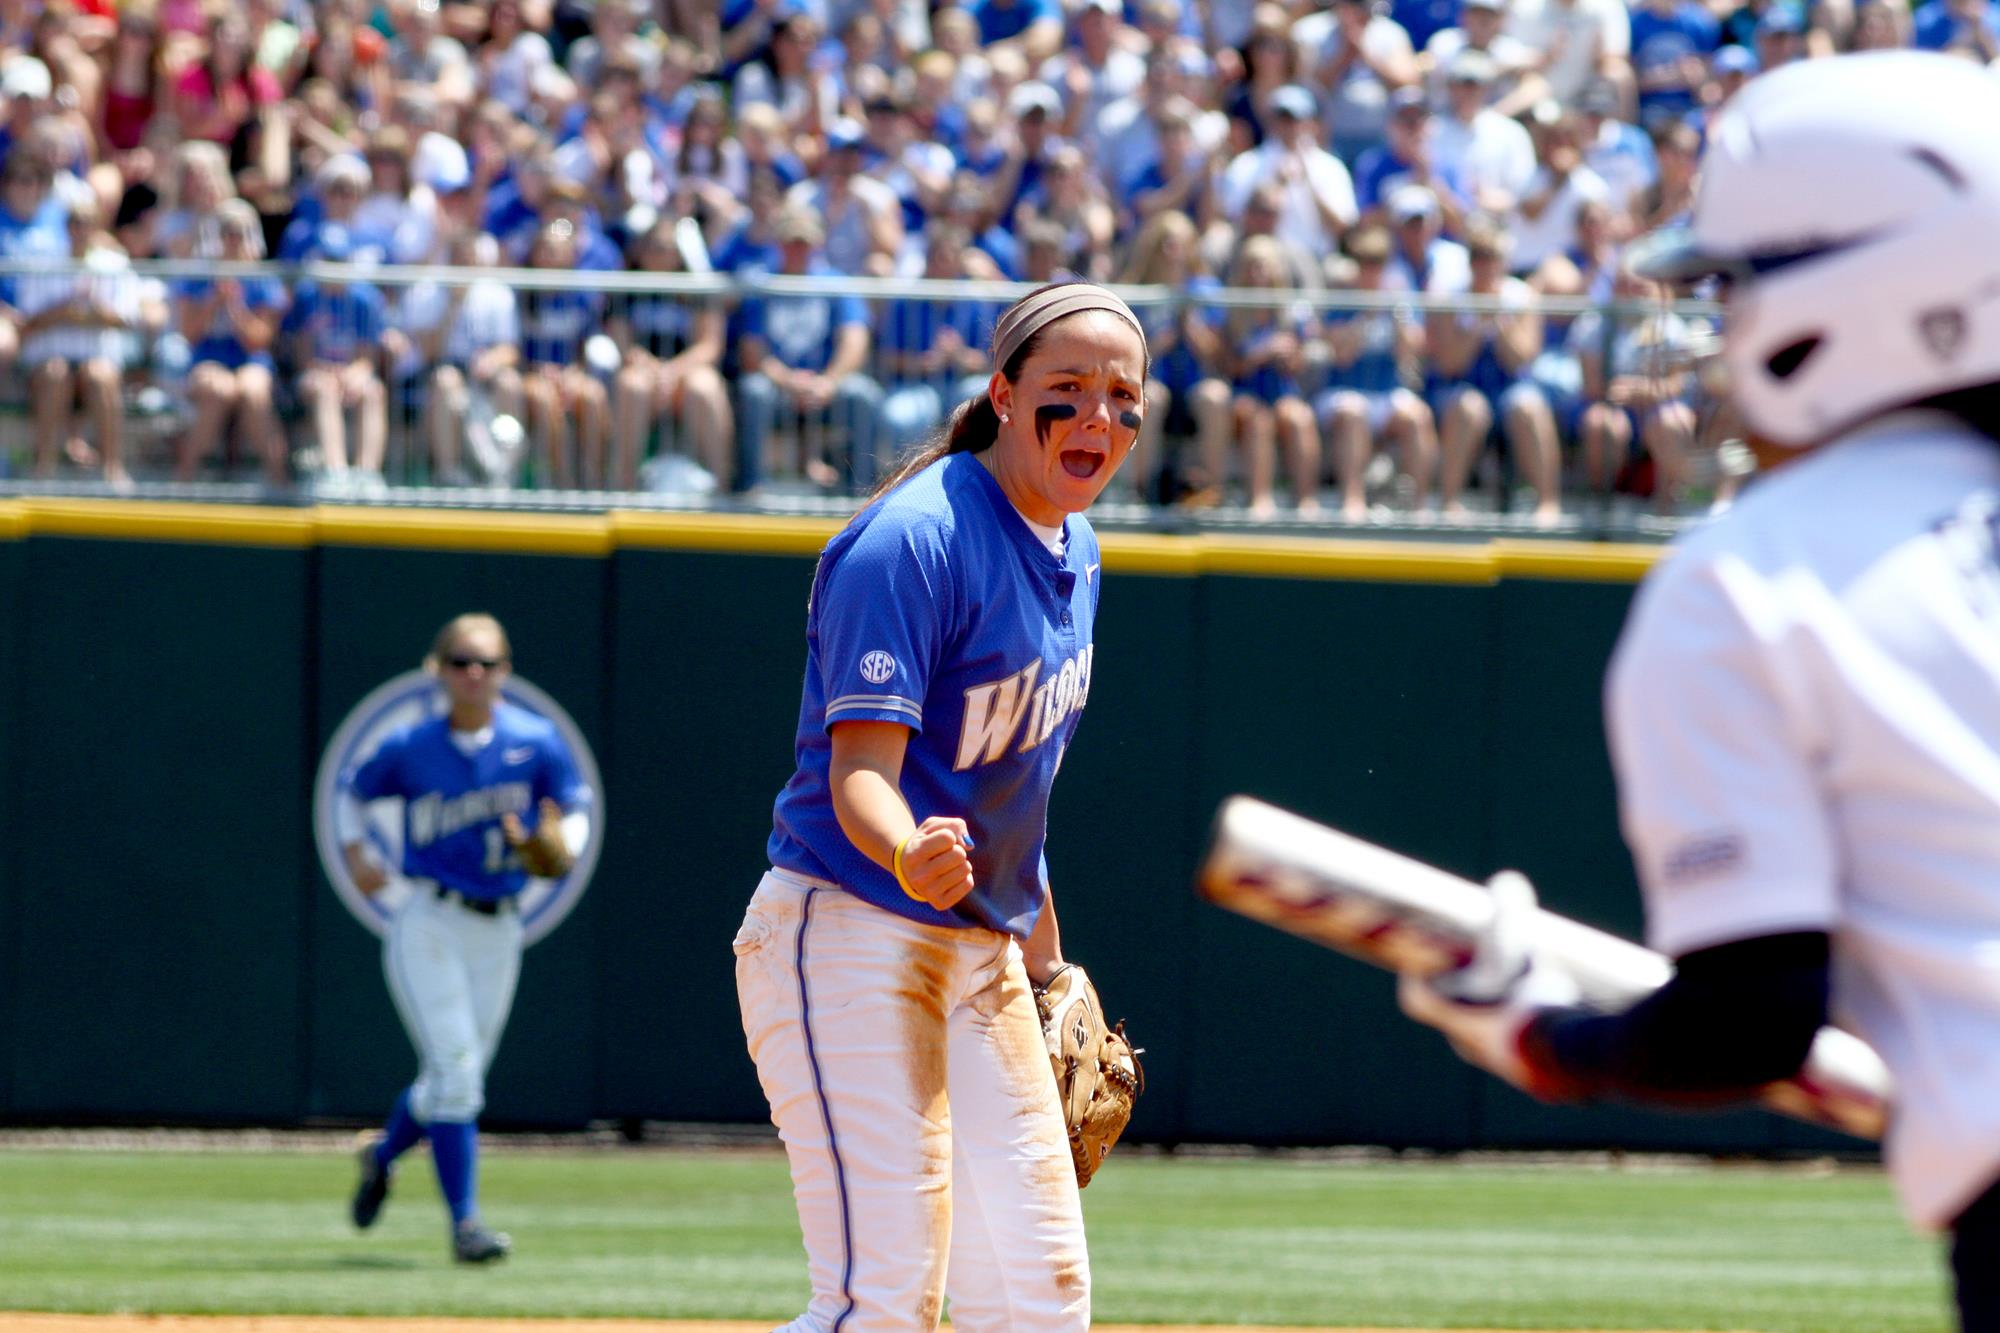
left=859, top=650, right=897, bottom=685
left=312, top=670, right=605, bottom=946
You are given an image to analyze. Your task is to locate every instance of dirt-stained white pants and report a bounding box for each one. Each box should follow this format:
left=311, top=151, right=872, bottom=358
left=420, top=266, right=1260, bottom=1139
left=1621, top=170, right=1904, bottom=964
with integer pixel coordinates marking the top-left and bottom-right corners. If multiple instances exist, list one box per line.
left=735, top=869, right=1089, bottom=1333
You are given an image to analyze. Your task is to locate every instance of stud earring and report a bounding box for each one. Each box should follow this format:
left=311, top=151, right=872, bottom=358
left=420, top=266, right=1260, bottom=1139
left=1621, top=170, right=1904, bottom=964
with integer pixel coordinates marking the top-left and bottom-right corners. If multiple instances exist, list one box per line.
left=999, top=413, right=1009, bottom=423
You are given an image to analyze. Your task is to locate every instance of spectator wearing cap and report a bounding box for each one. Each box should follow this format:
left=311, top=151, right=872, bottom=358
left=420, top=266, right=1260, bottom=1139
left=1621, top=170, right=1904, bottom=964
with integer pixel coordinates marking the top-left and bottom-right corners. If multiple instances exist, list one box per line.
left=1117, top=209, right=1233, bottom=504
left=1218, top=84, right=1357, bottom=259
left=279, top=155, right=370, bottom=263
left=732, top=11, right=839, bottom=139
left=284, top=233, right=392, bottom=488
left=517, top=219, right=611, bottom=488
left=1695, top=42, right=1759, bottom=119
left=785, top=119, right=903, bottom=276
left=1422, top=0, right=1546, bottom=117
left=1628, top=0, right=1719, bottom=124
left=1503, top=0, right=1633, bottom=110
left=394, top=230, right=526, bottom=487
left=173, top=199, right=288, bottom=487
left=1383, top=184, right=1469, bottom=293
left=1509, top=110, right=1609, bottom=279
left=733, top=205, right=883, bottom=491
left=992, top=79, right=1068, bottom=219
left=1314, top=223, right=1435, bottom=521
left=1038, top=0, right=1145, bottom=158
left=605, top=217, right=732, bottom=491
left=1221, top=234, right=1322, bottom=517
left=1427, top=224, right=1561, bottom=525
left=1352, top=87, right=1470, bottom=232
left=1574, top=81, right=1657, bottom=219
left=871, top=221, right=1000, bottom=458
left=1294, top=0, right=1421, bottom=165
left=858, top=91, right=955, bottom=237
left=1432, top=50, right=1536, bottom=219
left=1913, top=0, right=2000, bottom=52
left=966, top=0, right=1066, bottom=64
left=0, top=55, right=53, bottom=176
left=14, top=193, right=152, bottom=491
left=1750, top=5, right=1808, bottom=66
left=355, top=127, right=427, bottom=263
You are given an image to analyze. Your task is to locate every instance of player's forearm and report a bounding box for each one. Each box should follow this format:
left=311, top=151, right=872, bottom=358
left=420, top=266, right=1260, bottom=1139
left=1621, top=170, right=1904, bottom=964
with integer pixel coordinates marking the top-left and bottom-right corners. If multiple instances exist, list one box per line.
left=1522, top=931, right=1831, bottom=1103
left=828, top=761, right=916, bottom=872
left=1022, top=885, right=1064, bottom=984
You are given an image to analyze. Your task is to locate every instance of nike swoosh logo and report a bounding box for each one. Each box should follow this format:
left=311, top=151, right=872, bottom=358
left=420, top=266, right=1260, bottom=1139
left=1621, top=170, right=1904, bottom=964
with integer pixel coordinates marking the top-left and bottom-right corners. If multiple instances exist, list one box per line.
left=503, top=747, right=535, bottom=765
left=1086, top=563, right=1100, bottom=582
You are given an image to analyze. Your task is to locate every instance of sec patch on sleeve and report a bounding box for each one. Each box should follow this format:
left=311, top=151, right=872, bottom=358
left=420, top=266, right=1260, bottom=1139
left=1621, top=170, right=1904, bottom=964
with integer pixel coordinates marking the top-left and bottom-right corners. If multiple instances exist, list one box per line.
left=859, top=650, right=898, bottom=685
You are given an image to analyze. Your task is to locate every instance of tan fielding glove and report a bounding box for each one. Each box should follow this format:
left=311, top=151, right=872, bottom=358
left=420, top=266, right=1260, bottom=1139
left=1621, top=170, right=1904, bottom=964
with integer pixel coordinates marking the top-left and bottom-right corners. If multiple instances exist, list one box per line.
left=1034, top=964, right=1144, bottom=1189
left=502, top=797, right=574, bottom=879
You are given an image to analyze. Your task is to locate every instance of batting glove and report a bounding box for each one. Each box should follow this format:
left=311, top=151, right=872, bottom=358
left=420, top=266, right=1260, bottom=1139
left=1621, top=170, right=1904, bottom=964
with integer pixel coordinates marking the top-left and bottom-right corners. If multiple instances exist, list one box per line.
left=1398, top=871, right=1584, bottom=1099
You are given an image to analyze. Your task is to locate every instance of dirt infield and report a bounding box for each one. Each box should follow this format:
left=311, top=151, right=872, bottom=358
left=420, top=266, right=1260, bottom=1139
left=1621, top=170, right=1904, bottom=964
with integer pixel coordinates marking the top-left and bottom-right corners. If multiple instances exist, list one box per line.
left=1, top=1318, right=1696, bottom=1333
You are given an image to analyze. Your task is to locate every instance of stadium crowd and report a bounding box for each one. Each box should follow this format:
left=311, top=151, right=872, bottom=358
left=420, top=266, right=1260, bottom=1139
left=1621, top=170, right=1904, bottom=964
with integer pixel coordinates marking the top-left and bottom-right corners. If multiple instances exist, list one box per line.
left=0, top=0, right=1957, bottom=516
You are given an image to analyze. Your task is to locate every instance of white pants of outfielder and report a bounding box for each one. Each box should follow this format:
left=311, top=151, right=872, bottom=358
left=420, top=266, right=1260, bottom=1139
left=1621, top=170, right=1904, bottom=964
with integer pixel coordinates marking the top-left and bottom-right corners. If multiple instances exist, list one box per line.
left=735, top=869, right=1089, bottom=1333
left=385, top=885, right=522, bottom=1123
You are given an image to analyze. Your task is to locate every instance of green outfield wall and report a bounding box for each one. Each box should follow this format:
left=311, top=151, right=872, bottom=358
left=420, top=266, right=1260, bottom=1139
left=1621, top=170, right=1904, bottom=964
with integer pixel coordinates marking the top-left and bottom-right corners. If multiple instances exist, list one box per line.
left=0, top=500, right=1860, bottom=1155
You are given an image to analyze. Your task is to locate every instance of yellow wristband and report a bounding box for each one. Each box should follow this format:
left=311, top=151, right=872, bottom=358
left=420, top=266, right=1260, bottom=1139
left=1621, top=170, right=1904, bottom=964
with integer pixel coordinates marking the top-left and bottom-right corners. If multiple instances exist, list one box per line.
left=892, top=832, right=926, bottom=902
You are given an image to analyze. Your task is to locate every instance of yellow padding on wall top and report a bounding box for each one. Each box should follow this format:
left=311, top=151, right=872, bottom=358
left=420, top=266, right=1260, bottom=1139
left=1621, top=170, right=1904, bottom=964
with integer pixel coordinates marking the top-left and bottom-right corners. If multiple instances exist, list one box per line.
left=0, top=498, right=1665, bottom=582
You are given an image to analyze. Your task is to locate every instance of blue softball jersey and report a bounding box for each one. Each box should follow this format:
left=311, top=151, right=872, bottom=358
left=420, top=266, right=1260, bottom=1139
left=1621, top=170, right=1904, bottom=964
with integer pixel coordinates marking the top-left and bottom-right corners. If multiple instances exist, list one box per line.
left=768, top=451, right=1103, bottom=940
left=345, top=701, right=588, bottom=902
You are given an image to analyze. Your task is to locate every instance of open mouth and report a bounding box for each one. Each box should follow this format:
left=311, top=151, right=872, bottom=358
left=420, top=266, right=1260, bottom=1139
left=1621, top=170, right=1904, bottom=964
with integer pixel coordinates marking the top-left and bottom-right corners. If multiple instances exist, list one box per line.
left=1059, top=449, right=1105, bottom=479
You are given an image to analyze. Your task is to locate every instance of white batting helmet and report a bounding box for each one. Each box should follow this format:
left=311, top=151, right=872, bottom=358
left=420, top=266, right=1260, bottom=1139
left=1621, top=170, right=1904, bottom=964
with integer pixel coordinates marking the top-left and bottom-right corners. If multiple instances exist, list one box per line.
left=1632, top=52, right=2000, bottom=446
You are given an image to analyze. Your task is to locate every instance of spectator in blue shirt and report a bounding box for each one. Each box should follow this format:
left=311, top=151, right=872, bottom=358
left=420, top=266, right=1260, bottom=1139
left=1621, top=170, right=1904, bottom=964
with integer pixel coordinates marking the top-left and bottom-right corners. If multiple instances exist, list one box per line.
left=0, top=146, right=66, bottom=378
left=873, top=222, right=997, bottom=457
left=1628, top=0, right=1720, bottom=123
left=285, top=233, right=390, bottom=488
left=278, top=155, right=371, bottom=263
left=1913, top=0, right=2000, bottom=55
left=518, top=220, right=611, bottom=489
left=1352, top=89, right=1470, bottom=232
left=734, top=205, right=883, bottom=491
left=608, top=217, right=733, bottom=492
left=967, top=0, right=1064, bottom=60
left=174, top=199, right=288, bottom=487
left=1118, top=209, right=1232, bottom=504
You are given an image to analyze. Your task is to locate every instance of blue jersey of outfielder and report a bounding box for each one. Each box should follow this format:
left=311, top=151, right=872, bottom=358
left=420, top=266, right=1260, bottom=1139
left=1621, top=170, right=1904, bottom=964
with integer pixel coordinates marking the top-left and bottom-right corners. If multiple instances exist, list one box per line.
left=346, top=701, right=587, bottom=902
left=769, top=451, right=1102, bottom=940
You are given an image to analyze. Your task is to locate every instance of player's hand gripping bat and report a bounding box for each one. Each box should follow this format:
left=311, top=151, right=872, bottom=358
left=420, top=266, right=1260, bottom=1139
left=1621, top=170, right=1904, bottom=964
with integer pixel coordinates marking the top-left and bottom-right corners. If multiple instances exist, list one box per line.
left=1198, top=796, right=1891, bottom=1140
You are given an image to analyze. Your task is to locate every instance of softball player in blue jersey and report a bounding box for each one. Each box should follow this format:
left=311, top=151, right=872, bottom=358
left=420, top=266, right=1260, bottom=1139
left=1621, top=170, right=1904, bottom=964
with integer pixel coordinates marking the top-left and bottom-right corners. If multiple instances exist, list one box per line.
left=338, top=613, right=592, bottom=1264
left=734, top=282, right=1149, bottom=1333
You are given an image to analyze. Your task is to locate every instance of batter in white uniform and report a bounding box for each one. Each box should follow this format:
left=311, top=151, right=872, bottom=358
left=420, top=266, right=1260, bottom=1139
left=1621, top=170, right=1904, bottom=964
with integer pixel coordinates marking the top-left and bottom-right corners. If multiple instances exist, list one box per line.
left=1399, top=53, right=2000, bottom=1332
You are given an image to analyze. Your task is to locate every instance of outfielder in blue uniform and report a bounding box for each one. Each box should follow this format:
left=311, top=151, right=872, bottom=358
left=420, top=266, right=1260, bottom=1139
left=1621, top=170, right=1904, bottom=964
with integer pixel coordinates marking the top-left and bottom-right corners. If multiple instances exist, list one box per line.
left=735, top=282, right=1148, bottom=1333
left=338, top=613, right=591, bottom=1264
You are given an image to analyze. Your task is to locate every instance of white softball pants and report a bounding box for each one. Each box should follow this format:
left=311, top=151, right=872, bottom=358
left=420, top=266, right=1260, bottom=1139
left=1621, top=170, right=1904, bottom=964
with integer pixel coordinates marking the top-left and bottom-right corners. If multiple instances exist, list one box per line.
left=384, top=886, right=522, bottom=1123
left=735, top=869, right=1089, bottom=1333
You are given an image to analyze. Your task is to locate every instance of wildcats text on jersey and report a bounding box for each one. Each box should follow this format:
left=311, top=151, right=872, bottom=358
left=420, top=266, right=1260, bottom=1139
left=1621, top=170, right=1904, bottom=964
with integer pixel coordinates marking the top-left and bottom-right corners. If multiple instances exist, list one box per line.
left=409, top=782, right=533, bottom=847
left=954, top=646, right=1094, bottom=771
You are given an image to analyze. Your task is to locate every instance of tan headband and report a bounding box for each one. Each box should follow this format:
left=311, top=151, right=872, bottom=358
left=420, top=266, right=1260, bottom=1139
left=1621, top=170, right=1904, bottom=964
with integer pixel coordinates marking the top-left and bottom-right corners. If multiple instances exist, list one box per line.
left=991, top=282, right=1147, bottom=374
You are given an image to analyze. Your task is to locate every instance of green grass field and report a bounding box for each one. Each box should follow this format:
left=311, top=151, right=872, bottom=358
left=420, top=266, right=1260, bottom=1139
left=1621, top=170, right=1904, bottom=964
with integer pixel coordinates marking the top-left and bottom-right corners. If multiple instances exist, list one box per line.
left=0, top=1141, right=1952, bottom=1331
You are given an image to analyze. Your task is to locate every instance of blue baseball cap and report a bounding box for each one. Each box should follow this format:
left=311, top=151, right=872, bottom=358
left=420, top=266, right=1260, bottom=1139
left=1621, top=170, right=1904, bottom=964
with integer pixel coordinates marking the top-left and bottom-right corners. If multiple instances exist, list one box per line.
left=1755, top=7, right=1803, bottom=37
left=1269, top=84, right=1317, bottom=120
left=1713, top=44, right=1759, bottom=74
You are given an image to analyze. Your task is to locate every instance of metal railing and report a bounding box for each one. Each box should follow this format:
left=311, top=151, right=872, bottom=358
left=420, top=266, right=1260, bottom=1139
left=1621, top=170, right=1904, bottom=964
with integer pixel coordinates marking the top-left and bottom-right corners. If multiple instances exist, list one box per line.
left=0, top=259, right=1733, bottom=537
